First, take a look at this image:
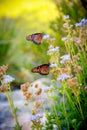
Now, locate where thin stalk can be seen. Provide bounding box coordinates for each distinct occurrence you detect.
[5,88,21,129]
[63,85,69,130]
[76,96,84,120]
[52,102,62,130]
[65,90,79,115]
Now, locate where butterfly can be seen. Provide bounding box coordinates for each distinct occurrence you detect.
[31,64,50,75]
[26,33,44,45]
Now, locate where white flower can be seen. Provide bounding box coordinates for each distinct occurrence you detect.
[49,63,57,68]
[57,74,71,81]
[48,45,54,50]
[47,46,59,54]
[53,124,58,130]
[61,54,70,60]
[64,15,70,19]
[43,34,50,39]
[3,75,15,84]
[60,54,71,64]
[61,37,67,41]
[70,24,73,28]
[41,113,47,125]
[43,86,52,92]
[60,60,65,64]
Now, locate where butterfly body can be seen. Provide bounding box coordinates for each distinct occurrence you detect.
[32,64,50,75]
[26,33,44,45]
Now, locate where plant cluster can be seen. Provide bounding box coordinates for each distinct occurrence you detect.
[0,65,22,130]
[45,16,87,130]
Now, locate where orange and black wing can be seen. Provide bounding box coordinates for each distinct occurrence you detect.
[26,35,33,41]
[32,66,40,73]
[39,64,49,75]
[32,64,50,75]
[32,33,43,45]
[26,33,43,45]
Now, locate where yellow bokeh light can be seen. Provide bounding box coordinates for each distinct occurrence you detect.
[0,0,58,22]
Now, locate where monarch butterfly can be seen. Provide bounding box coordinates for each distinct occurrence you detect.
[26,33,44,45]
[32,64,50,75]
[26,33,50,45]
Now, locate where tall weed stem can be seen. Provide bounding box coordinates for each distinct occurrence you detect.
[5,86,21,130]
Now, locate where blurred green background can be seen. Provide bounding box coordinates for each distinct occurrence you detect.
[0,0,87,84]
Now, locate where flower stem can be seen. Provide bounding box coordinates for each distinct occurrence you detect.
[63,85,69,130]
[76,96,84,120]
[5,87,21,129]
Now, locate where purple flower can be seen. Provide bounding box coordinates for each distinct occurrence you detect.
[57,74,71,81]
[75,18,87,27]
[29,115,37,121]
[75,22,82,27]
[81,18,87,23]
[61,37,67,41]
[29,113,43,121]
[3,75,15,84]
[81,18,87,27]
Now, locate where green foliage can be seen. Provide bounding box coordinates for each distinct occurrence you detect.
[0,17,17,65]
[43,113,56,130]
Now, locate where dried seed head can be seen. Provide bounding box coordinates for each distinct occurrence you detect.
[21,82,29,92]
[73,37,81,44]
[63,23,69,28]
[32,109,37,115]
[34,101,41,108]
[61,68,71,74]
[73,65,82,73]
[0,72,3,78]
[35,88,42,95]
[34,84,39,88]
[0,84,8,92]
[32,109,40,115]
[51,68,71,75]
[25,91,31,97]
[0,65,8,73]
[23,91,28,96]
[25,92,32,101]
[68,77,78,88]
[72,55,79,61]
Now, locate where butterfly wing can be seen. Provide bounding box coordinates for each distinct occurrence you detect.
[32,33,43,45]
[32,64,49,75]
[39,64,49,75]
[32,66,40,73]
[26,33,43,45]
[26,35,33,41]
